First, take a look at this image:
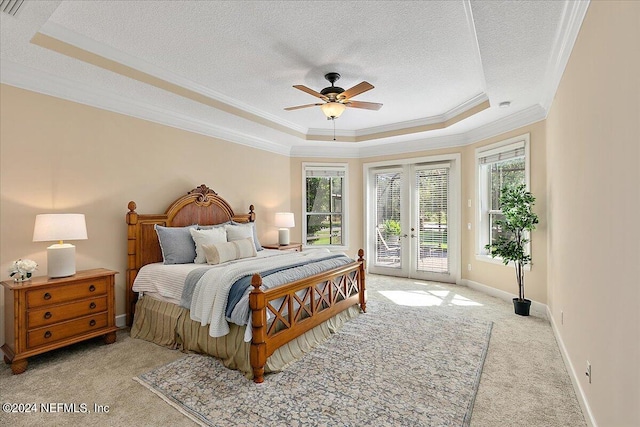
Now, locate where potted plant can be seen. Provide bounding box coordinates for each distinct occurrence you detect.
[485,184,539,316]
[383,219,402,245]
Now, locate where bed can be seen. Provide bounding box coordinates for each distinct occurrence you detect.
[126,184,366,382]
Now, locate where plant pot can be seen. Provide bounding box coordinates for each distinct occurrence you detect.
[513,298,531,316]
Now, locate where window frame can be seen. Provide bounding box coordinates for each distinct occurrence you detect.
[302,162,349,250]
[475,134,531,266]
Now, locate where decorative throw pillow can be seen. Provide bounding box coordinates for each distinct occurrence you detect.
[229,221,263,251]
[154,224,197,265]
[189,227,227,264]
[203,237,257,265]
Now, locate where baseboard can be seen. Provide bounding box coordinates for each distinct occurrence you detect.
[115,314,127,328]
[458,278,547,319]
[547,306,597,427]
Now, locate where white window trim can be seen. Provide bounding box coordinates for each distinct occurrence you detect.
[302,162,349,250]
[475,133,531,268]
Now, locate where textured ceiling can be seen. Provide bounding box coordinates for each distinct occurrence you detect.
[0,1,589,157]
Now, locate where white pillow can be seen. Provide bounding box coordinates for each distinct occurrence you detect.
[189,227,227,263]
[225,223,254,245]
[203,238,257,265]
[230,221,263,251]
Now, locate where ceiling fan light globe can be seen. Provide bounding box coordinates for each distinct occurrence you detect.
[321,102,346,119]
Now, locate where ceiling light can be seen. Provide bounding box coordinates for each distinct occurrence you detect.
[321,102,346,120]
[499,101,511,108]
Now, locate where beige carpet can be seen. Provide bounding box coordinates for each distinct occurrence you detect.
[0,274,586,426]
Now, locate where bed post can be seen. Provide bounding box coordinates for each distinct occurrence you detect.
[358,249,367,313]
[126,201,139,326]
[249,273,267,383]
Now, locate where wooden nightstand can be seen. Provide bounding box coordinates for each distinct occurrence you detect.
[262,243,303,252]
[1,268,118,374]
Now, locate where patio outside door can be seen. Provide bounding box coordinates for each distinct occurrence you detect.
[368,162,456,282]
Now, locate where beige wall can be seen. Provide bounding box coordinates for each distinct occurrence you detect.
[545,2,640,426]
[294,124,547,303]
[0,85,292,343]
[461,121,548,304]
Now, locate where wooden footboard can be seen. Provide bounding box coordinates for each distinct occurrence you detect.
[249,249,366,383]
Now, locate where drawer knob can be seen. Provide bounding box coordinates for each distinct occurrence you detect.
[44,312,52,320]
[44,331,52,339]
[43,292,52,300]
[89,285,96,292]
[89,319,96,327]
[89,302,97,309]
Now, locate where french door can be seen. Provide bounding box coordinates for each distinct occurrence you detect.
[367,160,458,282]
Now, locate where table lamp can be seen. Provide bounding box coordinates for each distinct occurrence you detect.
[33,214,88,278]
[274,212,295,246]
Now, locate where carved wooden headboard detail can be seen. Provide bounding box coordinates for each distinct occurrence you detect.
[125,184,255,325]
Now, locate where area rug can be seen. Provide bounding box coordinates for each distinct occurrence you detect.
[135,300,492,426]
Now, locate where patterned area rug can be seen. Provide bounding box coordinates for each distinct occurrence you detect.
[135,300,492,426]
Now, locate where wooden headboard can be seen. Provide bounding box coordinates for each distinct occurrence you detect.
[125,184,255,325]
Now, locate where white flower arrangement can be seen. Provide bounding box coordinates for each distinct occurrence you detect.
[9,258,38,281]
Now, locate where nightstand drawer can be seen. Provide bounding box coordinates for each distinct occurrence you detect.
[28,296,108,328]
[26,278,107,308]
[27,313,108,349]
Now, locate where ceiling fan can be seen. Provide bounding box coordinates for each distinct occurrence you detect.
[285,72,382,120]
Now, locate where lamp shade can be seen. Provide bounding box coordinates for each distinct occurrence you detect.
[33,214,87,278]
[274,212,295,228]
[274,212,294,246]
[33,214,88,242]
[320,102,346,119]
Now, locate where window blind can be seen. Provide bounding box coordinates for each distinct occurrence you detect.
[478,142,525,164]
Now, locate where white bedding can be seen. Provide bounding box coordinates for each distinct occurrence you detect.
[132,248,352,342]
[132,249,286,304]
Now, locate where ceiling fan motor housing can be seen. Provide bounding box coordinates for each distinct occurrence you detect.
[321,72,345,99]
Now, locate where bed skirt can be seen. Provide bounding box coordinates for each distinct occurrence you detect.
[130,295,360,379]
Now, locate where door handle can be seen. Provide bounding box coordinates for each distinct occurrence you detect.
[400,234,408,238]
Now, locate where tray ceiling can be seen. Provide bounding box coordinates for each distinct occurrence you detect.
[0,1,589,157]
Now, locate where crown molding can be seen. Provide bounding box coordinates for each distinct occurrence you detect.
[306,94,490,142]
[37,21,308,135]
[36,21,495,143]
[0,60,292,156]
[291,103,546,158]
[2,58,547,160]
[463,104,547,145]
[539,0,590,112]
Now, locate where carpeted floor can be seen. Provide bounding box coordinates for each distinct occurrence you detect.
[0,274,586,426]
[135,300,492,426]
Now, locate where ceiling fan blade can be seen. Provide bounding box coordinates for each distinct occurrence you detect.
[339,81,374,100]
[346,100,383,111]
[293,85,328,100]
[284,103,324,111]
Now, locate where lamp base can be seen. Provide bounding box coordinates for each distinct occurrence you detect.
[278,228,290,246]
[47,243,76,278]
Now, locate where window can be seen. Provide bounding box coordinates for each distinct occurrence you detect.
[303,163,348,247]
[476,134,530,260]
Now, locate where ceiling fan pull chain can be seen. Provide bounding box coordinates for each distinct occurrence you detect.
[333,119,336,141]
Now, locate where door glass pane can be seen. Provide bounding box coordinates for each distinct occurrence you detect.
[374,171,402,268]
[416,167,449,274]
